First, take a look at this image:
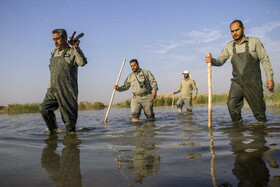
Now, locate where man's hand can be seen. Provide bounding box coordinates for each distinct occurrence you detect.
[70,40,80,49]
[266,80,274,92]
[173,92,176,95]
[114,85,119,90]
[193,96,196,100]
[205,53,212,63]
[152,92,157,99]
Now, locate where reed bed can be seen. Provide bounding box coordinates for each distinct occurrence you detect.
[3,103,40,114]
[264,83,280,106]
[1,83,278,113]
[78,101,105,110]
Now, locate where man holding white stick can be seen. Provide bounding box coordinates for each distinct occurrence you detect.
[205,20,274,125]
[173,70,198,113]
[114,59,158,122]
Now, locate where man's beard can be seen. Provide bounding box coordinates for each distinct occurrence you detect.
[234,32,244,41]
[55,43,65,49]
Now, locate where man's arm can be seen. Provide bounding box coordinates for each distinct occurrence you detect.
[73,46,87,66]
[192,80,198,97]
[255,38,274,81]
[116,77,131,92]
[211,46,230,66]
[146,71,158,93]
[173,81,182,94]
[145,70,158,99]
[254,38,274,91]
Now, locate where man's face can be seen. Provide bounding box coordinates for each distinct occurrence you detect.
[130,61,139,72]
[230,22,244,41]
[53,33,67,49]
[184,73,189,79]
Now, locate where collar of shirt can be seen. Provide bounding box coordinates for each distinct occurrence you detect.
[134,68,142,74]
[233,36,248,45]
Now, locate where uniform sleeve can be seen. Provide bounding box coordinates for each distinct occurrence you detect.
[174,80,182,94]
[147,71,158,93]
[192,80,198,96]
[255,38,274,80]
[47,81,51,89]
[118,76,131,92]
[212,45,230,66]
[73,46,87,66]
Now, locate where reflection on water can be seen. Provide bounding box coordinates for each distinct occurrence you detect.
[41,133,82,187]
[228,125,269,186]
[209,129,217,187]
[0,105,279,186]
[111,122,160,184]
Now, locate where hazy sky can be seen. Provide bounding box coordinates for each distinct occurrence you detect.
[0,0,279,106]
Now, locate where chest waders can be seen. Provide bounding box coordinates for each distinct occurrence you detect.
[40,49,78,132]
[227,40,266,124]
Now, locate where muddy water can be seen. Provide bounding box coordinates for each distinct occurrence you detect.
[0,104,279,186]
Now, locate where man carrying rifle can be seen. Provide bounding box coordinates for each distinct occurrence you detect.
[40,29,87,133]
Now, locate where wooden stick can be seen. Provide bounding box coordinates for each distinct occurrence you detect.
[171,94,175,112]
[208,53,212,128]
[104,58,126,123]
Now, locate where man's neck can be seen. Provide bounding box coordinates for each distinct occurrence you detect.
[133,68,141,74]
[57,44,69,51]
[235,35,245,44]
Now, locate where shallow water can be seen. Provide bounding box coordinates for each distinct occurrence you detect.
[0,104,279,187]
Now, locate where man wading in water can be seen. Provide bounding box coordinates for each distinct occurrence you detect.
[205,20,274,125]
[114,59,158,122]
[40,29,87,133]
[173,70,198,113]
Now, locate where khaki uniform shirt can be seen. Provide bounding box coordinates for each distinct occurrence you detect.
[48,46,87,88]
[174,78,198,98]
[118,69,158,95]
[212,36,274,80]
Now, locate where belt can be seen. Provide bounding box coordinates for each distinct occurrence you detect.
[133,92,151,97]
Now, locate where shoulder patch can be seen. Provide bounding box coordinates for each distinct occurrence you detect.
[64,54,70,57]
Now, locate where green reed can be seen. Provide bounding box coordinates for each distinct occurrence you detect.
[78,101,105,110]
[1,84,278,113]
[3,103,40,114]
[115,93,229,108]
[264,83,280,106]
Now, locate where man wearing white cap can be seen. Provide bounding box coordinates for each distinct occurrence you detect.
[173,70,198,112]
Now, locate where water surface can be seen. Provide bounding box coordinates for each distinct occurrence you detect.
[0,104,279,186]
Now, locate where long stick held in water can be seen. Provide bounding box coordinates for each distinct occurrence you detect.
[104,58,126,123]
[208,53,212,128]
[171,94,175,112]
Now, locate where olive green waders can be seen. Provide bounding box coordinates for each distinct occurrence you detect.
[227,40,266,124]
[40,50,78,132]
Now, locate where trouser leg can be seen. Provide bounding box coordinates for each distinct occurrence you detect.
[40,89,59,132]
[141,95,155,120]
[227,82,244,124]
[176,97,184,109]
[183,98,192,112]
[131,97,142,119]
[244,81,266,122]
[56,91,78,132]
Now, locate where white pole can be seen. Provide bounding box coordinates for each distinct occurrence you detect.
[104,58,126,123]
[208,53,212,128]
[171,94,175,112]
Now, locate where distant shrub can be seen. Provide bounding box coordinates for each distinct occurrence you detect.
[264,83,280,106]
[116,99,131,108]
[4,103,40,114]
[78,101,105,110]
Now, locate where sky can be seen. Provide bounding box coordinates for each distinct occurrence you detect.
[0,0,279,106]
